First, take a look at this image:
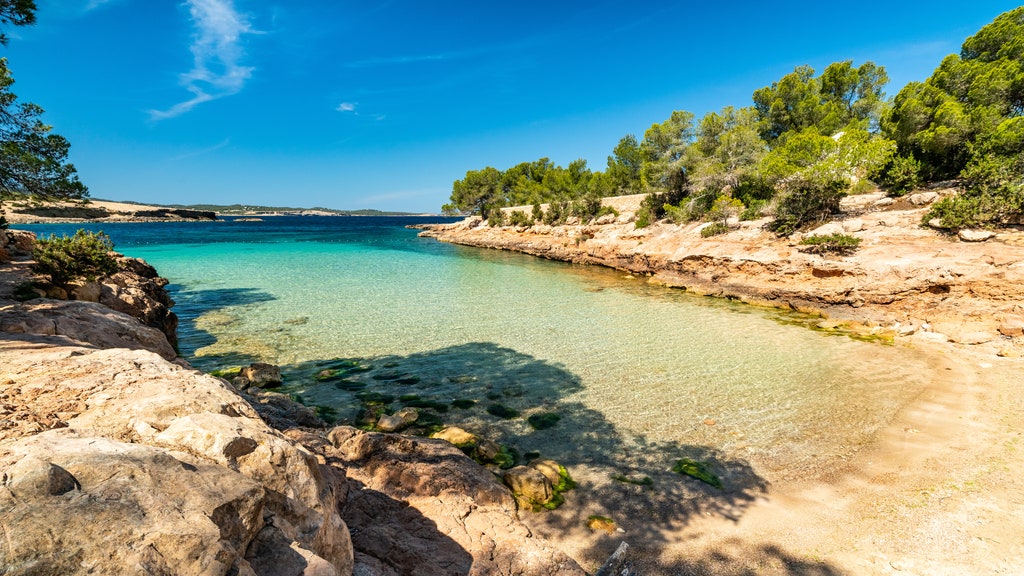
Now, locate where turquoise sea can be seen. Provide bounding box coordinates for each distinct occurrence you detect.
[22,216,939,485]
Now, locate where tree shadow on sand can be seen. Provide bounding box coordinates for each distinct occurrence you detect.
[276,342,846,575]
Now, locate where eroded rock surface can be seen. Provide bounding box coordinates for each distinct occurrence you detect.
[320,427,587,576]
[0,304,353,575]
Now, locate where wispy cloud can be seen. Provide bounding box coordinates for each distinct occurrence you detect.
[337,102,357,112]
[150,0,257,121]
[343,53,448,69]
[85,0,117,10]
[169,138,231,161]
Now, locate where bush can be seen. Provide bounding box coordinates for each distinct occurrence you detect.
[878,154,922,196]
[768,178,847,236]
[635,188,688,228]
[924,154,1024,229]
[507,210,532,227]
[798,233,862,255]
[543,201,569,225]
[707,194,744,222]
[32,229,118,288]
[487,209,507,227]
[739,199,766,220]
[700,221,730,238]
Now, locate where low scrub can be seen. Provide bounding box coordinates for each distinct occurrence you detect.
[798,233,862,255]
[32,229,118,288]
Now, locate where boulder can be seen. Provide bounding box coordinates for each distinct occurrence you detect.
[998,315,1024,337]
[376,407,418,432]
[0,299,176,360]
[842,219,865,233]
[874,197,895,207]
[99,256,179,347]
[958,229,995,242]
[529,459,565,487]
[0,334,355,576]
[0,431,269,576]
[431,426,478,447]
[70,280,102,302]
[239,362,283,387]
[953,331,995,345]
[908,192,940,205]
[503,465,553,509]
[327,427,585,575]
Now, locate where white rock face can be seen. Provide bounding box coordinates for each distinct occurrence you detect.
[958,229,995,242]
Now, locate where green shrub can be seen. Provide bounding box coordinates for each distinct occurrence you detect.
[635,188,688,228]
[798,233,862,255]
[507,210,532,227]
[487,209,507,227]
[700,221,729,238]
[532,203,543,222]
[707,194,744,222]
[924,154,1024,229]
[543,201,568,225]
[739,199,766,220]
[13,281,40,301]
[878,154,922,196]
[768,178,847,236]
[31,230,118,288]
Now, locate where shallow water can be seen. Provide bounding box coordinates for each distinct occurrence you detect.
[23,217,937,480]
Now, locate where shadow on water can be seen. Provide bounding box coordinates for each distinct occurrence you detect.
[167,284,275,363]
[270,342,845,575]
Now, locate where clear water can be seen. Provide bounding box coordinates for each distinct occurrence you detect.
[22,217,938,483]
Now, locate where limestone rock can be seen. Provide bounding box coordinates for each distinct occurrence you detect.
[528,459,564,487]
[327,427,585,575]
[99,256,179,347]
[809,222,844,236]
[908,192,939,205]
[842,219,865,233]
[0,299,176,360]
[0,431,268,576]
[376,407,418,432]
[0,336,354,575]
[874,197,895,207]
[998,315,1024,337]
[431,426,477,447]
[953,331,995,345]
[70,280,102,302]
[239,362,283,388]
[4,455,80,498]
[503,465,553,509]
[958,229,995,242]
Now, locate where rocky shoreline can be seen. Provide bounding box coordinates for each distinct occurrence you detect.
[417,191,1024,357]
[0,230,585,575]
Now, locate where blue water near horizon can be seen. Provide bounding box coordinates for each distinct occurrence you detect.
[18,216,939,478]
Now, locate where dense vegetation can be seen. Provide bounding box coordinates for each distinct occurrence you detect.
[31,229,117,288]
[0,1,86,211]
[446,8,1024,233]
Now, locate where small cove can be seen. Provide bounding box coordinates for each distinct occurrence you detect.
[24,217,938,485]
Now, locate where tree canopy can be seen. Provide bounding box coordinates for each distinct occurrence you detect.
[885,7,1024,226]
[0,0,86,205]
[445,7,1022,232]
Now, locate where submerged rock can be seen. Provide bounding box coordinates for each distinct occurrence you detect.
[239,362,283,388]
[376,407,418,432]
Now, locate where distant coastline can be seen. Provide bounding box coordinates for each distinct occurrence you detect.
[1,197,438,224]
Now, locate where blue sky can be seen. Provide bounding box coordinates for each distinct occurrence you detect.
[4,1,1021,212]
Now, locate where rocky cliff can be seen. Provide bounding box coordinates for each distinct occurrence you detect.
[419,191,1024,356]
[0,232,584,575]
